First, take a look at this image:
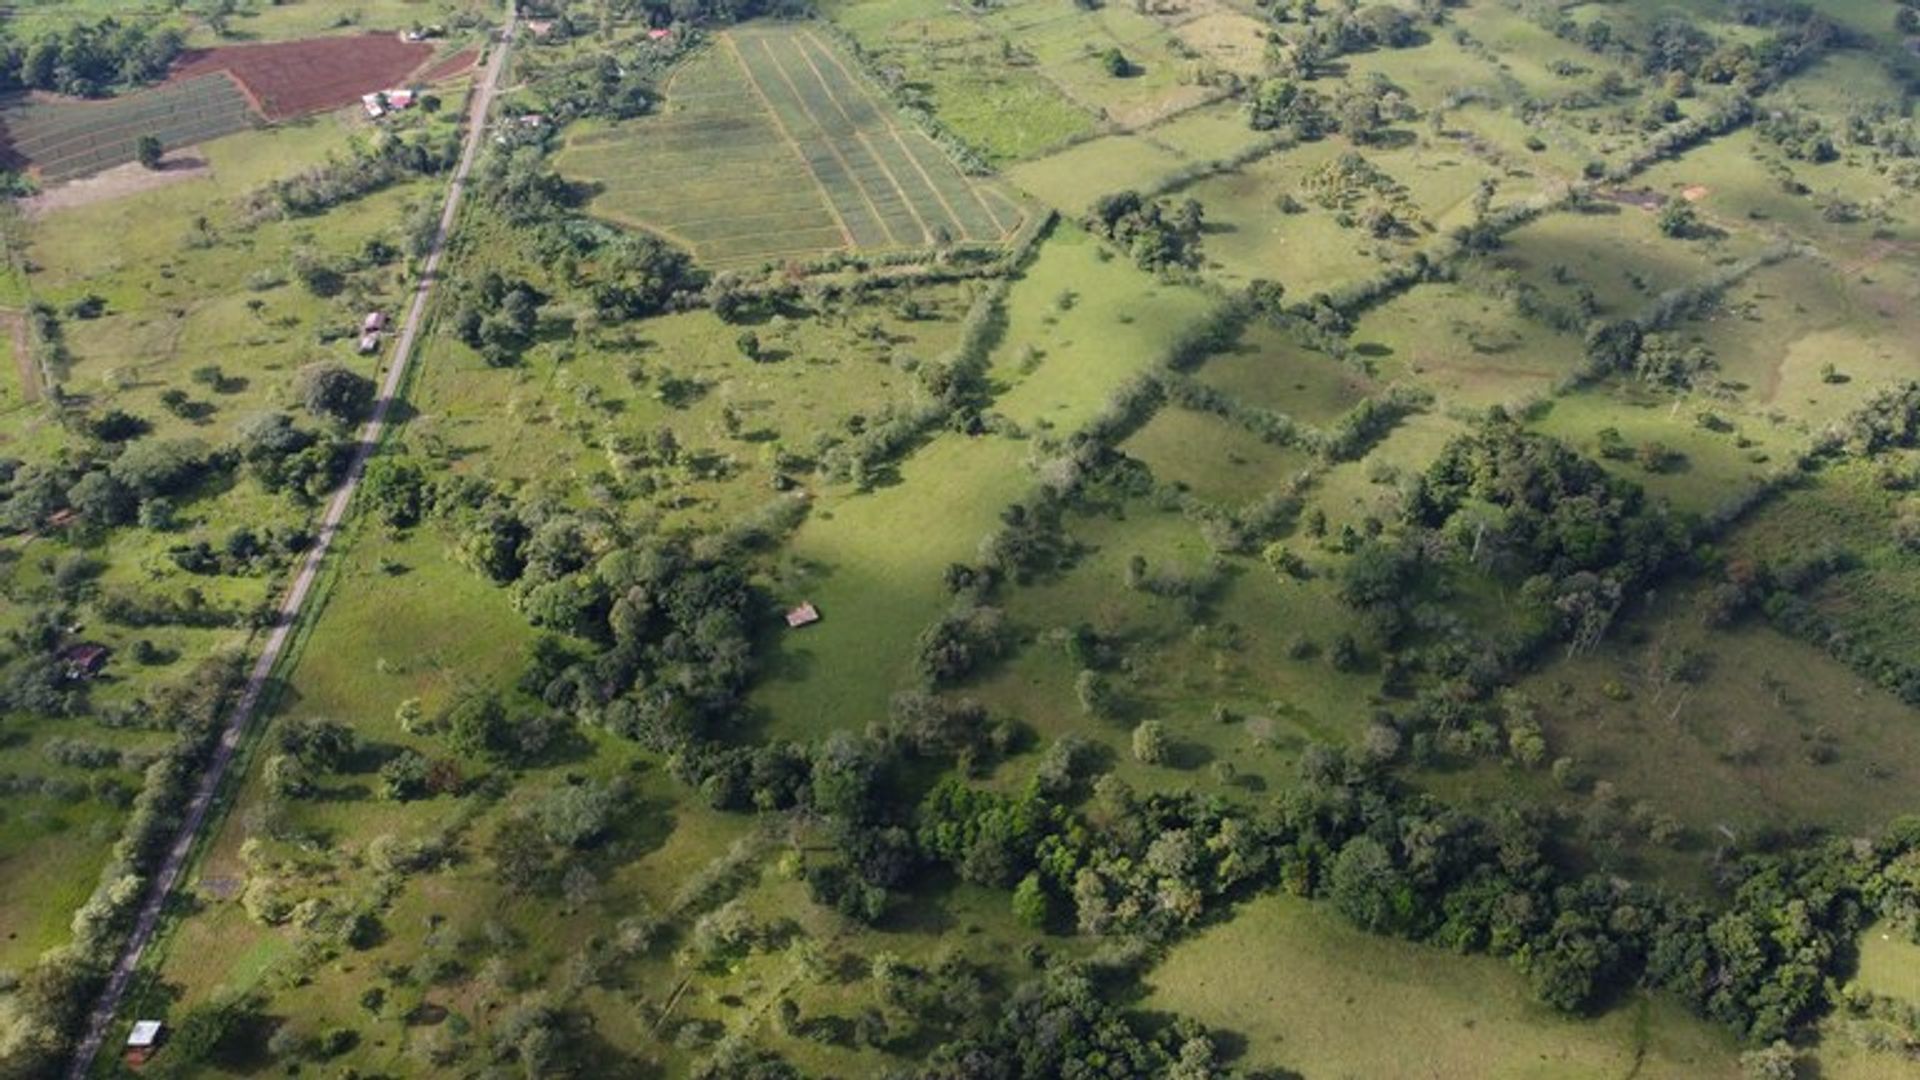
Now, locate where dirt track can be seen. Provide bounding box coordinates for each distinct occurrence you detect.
[17,154,210,218]
[62,14,517,1078]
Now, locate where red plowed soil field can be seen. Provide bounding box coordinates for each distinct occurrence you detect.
[418,47,480,84]
[172,34,434,121]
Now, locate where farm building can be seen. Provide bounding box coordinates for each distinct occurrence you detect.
[362,89,418,120]
[125,1020,163,1065]
[785,602,821,628]
[45,508,78,529]
[358,331,382,354]
[61,643,110,680]
[648,28,673,41]
[364,311,387,332]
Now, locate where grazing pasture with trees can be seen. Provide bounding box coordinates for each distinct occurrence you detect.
[4,0,1920,1076]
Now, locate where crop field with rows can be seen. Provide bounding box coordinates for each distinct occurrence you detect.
[555,23,1024,268]
[0,74,256,182]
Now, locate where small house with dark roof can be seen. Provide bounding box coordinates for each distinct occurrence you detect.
[60,643,110,680]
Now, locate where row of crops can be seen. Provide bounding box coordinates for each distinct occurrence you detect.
[0,73,257,182]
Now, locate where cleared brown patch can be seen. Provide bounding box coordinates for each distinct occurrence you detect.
[17,153,210,218]
[418,46,480,84]
[171,34,434,120]
[1681,184,1710,202]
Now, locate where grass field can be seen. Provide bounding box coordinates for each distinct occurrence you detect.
[1147,894,1741,1078]
[32,0,1920,1075]
[0,74,257,182]
[818,0,1098,163]
[556,26,1023,268]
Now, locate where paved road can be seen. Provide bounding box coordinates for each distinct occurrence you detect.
[64,14,516,1077]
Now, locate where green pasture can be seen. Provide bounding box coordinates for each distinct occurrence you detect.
[1181,141,1395,295]
[1138,98,1271,160]
[1425,581,1920,891]
[1499,203,1758,322]
[1123,405,1313,506]
[1527,389,1792,516]
[407,278,974,530]
[0,0,494,42]
[976,0,1217,128]
[1351,281,1584,405]
[971,486,1382,803]
[1146,893,1741,1078]
[749,432,1033,741]
[1196,319,1376,426]
[818,0,1096,163]
[1008,134,1187,214]
[1165,2,1272,78]
[1634,129,1920,266]
[185,0,498,45]
[1728,458,1920,674]
[1309,409,1467,532]
[1669,257,1920,424]
[986,223,1216,431]
[0,110,438,992]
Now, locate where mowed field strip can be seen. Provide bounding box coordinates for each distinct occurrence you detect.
[555,24,1024,268]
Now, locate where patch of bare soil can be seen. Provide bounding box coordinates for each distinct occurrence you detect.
[18,153,210,217]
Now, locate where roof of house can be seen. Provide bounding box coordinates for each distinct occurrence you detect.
[358,332,381,352]
[127,1021,163,1048]
[785,602,820,628]
[364,311,386,330]
[46,508,78,527]
[61,642,109,665]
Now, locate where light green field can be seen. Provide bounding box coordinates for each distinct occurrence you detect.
[1352,282,1584,405]
[1197,320,1376,426]
[188,0,498,45]
[1666,259,1920,425]
[972,495,1380,796]
[555,27,1021,268]
[1445,595,1920,889]
[1181,141,1394,295]
[1139,99,1272,160]
[1528,389,1795,516]
[749,433,1033,740]
[1147,893,1741,1078]
[818,0,1097,163]
[1123,404,1313,505]
[409,276,976,529]
[977,0,1219,127]
[987,223,1216,431]
[1008,133,1189,214]
[1728,458,1920,674]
